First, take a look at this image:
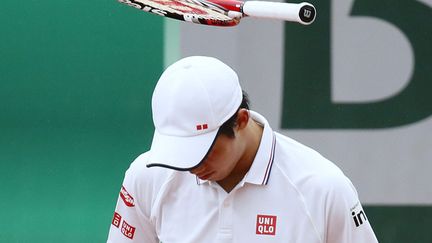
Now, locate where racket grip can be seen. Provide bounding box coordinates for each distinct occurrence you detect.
[242,1,316,25]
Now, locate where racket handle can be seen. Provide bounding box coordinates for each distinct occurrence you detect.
[242,1,316,25]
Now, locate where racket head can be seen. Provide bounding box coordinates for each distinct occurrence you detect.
[118,0,241,26]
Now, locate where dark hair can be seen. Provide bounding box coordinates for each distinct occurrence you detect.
[218,91,250,138]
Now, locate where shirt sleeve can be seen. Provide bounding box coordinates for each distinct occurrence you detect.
[107,165,159,243]
[324,175,379,243]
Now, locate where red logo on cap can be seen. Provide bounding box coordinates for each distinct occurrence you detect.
[256,215,277,235]
[120,186,135,207]
[121,220,136,239]
[196,123,208,130]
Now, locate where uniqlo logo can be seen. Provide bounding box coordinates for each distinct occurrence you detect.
[196,123,208,130]
[112,212,122,228]
[121,220,136,239]
[256,214,277,235]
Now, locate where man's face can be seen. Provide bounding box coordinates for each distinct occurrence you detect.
[190,133,244,182]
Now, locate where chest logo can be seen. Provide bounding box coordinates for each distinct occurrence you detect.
[256,214,277,235]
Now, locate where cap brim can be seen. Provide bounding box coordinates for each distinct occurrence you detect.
[146,128,219,171]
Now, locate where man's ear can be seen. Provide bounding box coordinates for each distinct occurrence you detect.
[236,108,250,130]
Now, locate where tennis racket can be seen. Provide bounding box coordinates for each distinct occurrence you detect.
[118,0,316,26]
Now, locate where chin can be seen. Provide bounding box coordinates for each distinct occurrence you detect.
[213,174,229,182]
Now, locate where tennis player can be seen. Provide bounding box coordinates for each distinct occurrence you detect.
[107,56,378,242]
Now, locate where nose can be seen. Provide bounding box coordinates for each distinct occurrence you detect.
[190,167,199,174]
[190,161,207,175]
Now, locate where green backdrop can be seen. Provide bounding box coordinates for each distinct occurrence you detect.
[0,0,163,241]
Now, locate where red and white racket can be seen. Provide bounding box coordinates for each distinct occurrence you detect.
[118,0,316,26]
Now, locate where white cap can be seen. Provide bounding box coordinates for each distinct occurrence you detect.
[147,56,243,170]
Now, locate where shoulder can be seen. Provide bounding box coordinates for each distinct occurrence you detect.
[123,152,175,205]
[273,133,346,181]
[313,172,358,201]
[273,133,357,199]
[297,168,358,206]
[126,152,173,180]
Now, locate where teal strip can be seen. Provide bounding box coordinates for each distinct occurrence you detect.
[163,20,181,68]
[364,205,432,243]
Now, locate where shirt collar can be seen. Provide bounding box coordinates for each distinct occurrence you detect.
[196,111,276,186]
[243,111,276,185]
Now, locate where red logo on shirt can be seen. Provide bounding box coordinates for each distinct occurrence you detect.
[256,214,277,235]
[120,185,135,207]
[112,212,122,228]
[121,220,136,239]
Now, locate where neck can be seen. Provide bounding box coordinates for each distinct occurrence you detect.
[217,120,263,192]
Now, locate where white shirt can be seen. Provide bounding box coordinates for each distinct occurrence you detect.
[107,111,378,243]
